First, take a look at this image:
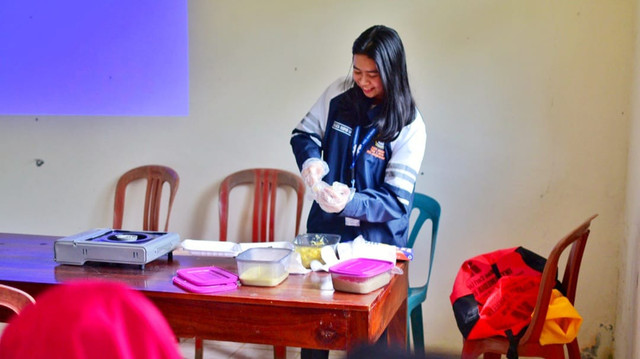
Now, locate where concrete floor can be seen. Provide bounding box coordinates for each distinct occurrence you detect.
[178,338,347,359]
[177,338,460,359]
[1,322,458,358]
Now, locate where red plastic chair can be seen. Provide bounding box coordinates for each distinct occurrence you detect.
[113,165,180,232]
[218,168,305,242]
[461,214,597,359]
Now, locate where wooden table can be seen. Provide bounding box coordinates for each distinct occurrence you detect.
[0,233,408,357]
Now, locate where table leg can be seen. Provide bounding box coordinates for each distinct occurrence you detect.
[273,345,287,359]
[195,337,203,359]
[384,299,408,346]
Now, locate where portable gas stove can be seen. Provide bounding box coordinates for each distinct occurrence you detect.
[54,228,180,269]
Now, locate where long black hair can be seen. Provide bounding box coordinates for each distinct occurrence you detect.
[347,25,416,142]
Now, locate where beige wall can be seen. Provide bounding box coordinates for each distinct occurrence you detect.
[0,1,634,356]
[620,1,640,358]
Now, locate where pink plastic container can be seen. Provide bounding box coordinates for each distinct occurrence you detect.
[173,266,238,294]
[172,276,237,294]
[329,258,394,294]
[176,266,238,286]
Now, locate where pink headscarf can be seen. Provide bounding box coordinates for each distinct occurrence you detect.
[0,280,182,359]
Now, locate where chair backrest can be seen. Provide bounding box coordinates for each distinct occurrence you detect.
[407,193,441,286]
[520,214,597,344]
[218,168,305,242]
[113,165,180,232]
[0,284,35,316]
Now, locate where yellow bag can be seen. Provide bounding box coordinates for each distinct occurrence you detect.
[539,289,583,345]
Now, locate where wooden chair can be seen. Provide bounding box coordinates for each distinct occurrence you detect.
[461,214,597,359]
[0,284,35,317]
[405,193,441,355]
[113,165,179,232]
[218,168,305,242]
[193,168,305,359]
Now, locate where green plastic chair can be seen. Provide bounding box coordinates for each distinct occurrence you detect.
[406,193,441,355]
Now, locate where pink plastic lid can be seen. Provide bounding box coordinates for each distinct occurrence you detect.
[329,258,394,278]
[172,276,237,294]
[176,266,238,286]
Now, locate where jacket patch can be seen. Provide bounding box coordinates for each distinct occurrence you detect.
[367,142,386,160]
[332,121,352,136]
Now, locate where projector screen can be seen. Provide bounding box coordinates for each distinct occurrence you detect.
[0,0,189,116]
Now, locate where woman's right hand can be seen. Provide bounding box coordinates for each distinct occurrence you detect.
[301,158,329,189]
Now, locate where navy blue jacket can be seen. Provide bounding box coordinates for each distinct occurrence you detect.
[291,78,426,247]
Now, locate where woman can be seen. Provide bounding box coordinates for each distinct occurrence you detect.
[291,25,426,249]
[291,25,426,359]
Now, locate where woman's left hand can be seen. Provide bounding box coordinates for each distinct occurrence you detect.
[317,181,354,213]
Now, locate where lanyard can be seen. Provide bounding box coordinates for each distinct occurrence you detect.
[350,126,377,188]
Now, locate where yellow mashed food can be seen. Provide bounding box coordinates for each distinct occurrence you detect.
[239,266,288,287]
[295,246,323,269]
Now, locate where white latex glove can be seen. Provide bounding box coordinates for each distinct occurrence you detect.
[317,181,354,213]
[301,158,329,199]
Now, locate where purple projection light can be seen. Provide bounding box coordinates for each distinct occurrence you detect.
[0,0,189,116]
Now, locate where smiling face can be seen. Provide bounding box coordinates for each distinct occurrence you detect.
[352,54,384,103]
